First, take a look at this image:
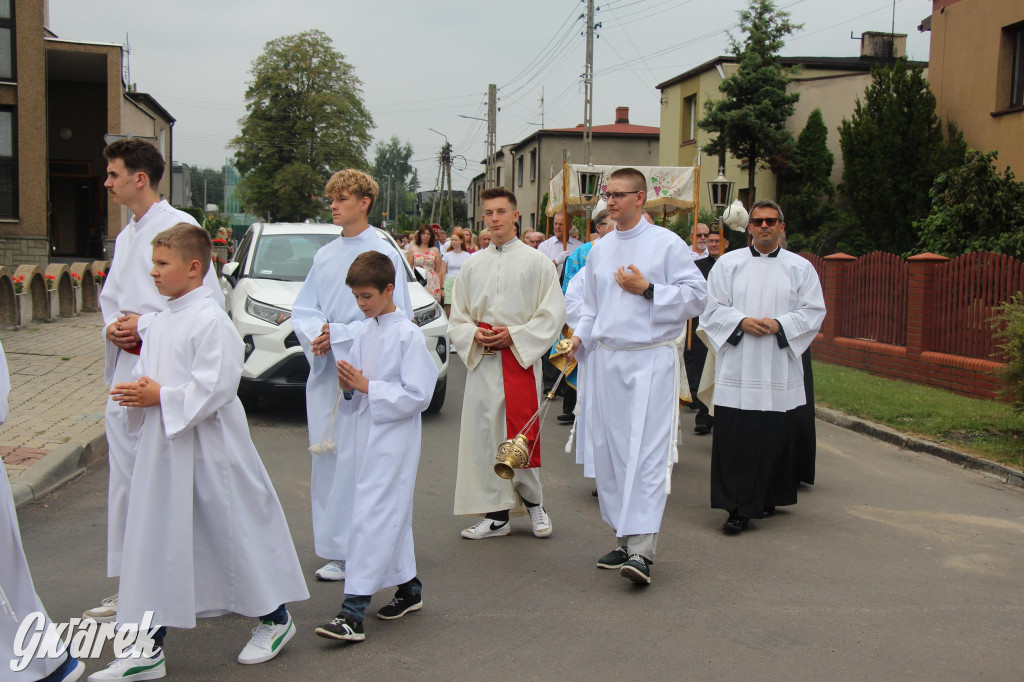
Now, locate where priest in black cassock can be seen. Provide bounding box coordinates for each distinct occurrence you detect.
[700,200,825,534]
[682,227,724,435]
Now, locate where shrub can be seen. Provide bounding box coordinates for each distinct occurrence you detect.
[994,292,1024,414]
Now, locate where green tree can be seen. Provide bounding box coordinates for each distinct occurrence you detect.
[778,108,836,251]
[838,60,966,254]
[230,30,374,222]
[699,0,801,205]
[188,167,226,211]
[915,150,1024,258]
[370,137,415,226]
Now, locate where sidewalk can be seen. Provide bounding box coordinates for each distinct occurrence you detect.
[0,312,109,505]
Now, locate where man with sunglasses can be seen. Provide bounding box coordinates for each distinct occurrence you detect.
[570,168,707,585]
[700,200,825,534]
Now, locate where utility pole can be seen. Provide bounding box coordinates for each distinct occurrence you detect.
[486,84,497,188]
[583,0,596,165]
[445,144,455,229]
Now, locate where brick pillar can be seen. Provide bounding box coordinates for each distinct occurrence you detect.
[822,253,855,340]
[906,252,948,357]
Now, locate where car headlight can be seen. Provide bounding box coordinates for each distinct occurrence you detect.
[413,301,442,327]
[245,297,291,325]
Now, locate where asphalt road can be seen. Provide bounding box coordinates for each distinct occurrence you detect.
[15,360,1024,681]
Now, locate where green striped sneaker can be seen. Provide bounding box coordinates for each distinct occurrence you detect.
[237,613,295,664]
[86,647,165,680]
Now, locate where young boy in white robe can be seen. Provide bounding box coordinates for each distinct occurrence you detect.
[314,251,438,643]
[1,341,86,681]
[291,169,412,583]
[94,224,309,680]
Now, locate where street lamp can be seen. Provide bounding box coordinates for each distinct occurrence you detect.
[574,166,604,247]
[706,166,735,218]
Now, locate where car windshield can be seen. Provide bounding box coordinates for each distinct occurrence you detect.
[250,233,337,281]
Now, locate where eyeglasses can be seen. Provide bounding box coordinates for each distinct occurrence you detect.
[696,232,709,238]
[750,217,780,227]
[599,191,641,201]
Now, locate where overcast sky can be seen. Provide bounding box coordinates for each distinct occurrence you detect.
[49,0,932,192]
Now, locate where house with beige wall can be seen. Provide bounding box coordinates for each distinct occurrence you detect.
[467,107,659,233]
[657,34,924,208]
[0,0,177,268]
[922,0,1024,176]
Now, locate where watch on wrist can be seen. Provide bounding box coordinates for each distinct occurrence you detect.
[642,283,655,300]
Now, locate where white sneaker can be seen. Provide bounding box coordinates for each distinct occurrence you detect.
[461,518,510,539]
[87,647,165,681]
[315,560,346,581]
[238,614,295,664]
[83,594,118,622]
[528,505,553,537]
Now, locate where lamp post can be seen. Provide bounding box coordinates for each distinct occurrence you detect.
[574,166,604,248]
[706,166,735,255]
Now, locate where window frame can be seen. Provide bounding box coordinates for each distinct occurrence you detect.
[0,105,18,219]
[0,0,15,83]
[1010,23,1024,108]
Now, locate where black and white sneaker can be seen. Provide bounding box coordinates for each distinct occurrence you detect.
[596,546,629,569]
[619,554,652,585]
[461,518,510,539]
[376,592,423,620]
[314,615,365,642]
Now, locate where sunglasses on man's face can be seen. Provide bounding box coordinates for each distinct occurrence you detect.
[750,217,780,227]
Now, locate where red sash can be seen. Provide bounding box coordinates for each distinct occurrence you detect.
[122,342,141,356]
[479,323,541,467]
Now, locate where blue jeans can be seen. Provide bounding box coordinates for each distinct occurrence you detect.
[341,577,421,622]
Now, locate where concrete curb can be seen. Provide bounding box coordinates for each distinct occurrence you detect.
[11,431,108,508]
[815,406,1024,488]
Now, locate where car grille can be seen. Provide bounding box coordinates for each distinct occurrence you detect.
[284,332,300,348]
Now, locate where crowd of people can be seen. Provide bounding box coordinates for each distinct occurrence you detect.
[0,142,825,681]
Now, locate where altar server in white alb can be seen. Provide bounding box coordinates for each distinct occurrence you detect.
[291,170,412,582]
[314,251,438,644]
[0,342,87,681]
[449,187,566,539]
[571,167,707,585]
[88,139,223,625]
[95,225,309,679]
[700,200,825,534]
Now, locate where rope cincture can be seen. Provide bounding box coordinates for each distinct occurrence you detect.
[0,580,18,623]
[308,388,343,455]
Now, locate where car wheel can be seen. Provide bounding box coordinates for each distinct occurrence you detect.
[425,375,446,414]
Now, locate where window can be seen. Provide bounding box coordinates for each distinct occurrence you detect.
[517,156,524,186]
[681,93,697,143]
[0,107,17,218]
[1011,23,1024,108]
[0,0,13,81]
[530,212,535,229]
[496,166,501,186]
[530,149,537,182]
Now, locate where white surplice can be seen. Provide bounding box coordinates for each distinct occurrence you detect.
[117,288,308,629]
[290,227,412,560]
[0,342,67,680]
[448,239,566,516]
[337,312,438,596]
[700,248,825,412]
[564,268,595,478]
[99,200,224,577]
[575,219,707,536]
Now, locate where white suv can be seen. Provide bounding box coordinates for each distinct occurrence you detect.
[221,223,449,412]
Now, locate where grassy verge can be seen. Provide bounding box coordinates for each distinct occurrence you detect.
[812,361,1024,470]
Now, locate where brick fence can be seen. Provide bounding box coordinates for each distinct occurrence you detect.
[805,251,1023,401]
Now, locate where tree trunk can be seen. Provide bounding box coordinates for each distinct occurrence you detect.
[747,157,757,207]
